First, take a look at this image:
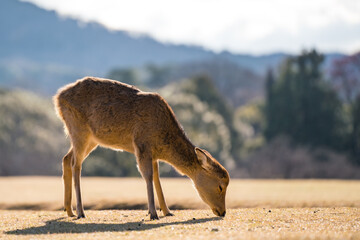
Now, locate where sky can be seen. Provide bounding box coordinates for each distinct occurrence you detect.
[23,0,360,55]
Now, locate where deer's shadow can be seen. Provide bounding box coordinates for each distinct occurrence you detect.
[6,215,222,235]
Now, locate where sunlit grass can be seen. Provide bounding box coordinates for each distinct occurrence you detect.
[1,177,360,210]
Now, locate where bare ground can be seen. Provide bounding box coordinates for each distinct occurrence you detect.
[0,177,360,239]
[1,208,360,240]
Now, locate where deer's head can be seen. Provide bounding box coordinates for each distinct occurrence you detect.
[192,147,230,217]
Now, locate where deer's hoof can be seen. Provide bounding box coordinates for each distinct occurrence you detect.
[66,210,75,217]
[76,213,85,219]
[150,213,159,220]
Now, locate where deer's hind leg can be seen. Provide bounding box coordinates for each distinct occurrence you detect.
[60,107,97,218]
[70,137,97,219]
[63,148,75,217]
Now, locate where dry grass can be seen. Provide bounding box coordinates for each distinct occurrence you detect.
[1,177,360,239]
[1,177,360,210]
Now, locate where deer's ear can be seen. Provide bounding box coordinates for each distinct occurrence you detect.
[195,147,212,170]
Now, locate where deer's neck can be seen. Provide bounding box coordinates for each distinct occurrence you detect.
[159,133,199,179]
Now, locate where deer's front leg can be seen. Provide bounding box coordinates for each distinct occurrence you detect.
[153,161,173,216]
[73,162,85,219]
[135,144,158,220]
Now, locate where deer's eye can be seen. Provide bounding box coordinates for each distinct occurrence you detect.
[219,185,223,192]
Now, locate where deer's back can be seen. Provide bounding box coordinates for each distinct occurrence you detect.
[54,77,182,152]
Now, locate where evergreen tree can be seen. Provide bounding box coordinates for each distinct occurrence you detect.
[145,64,172,87]
[264,68,275,139]
[331,52,360,164]
[181,75,242,163]
[351,95,360,164]
[264,50,346,150]
[182,75,233,123]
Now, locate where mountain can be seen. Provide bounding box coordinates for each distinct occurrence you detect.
[218,51,289,74]
[0,0,291,74]
[0,0,346,96]
[0,0,216,73]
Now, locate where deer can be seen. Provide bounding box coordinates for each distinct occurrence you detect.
[53,76,230,220]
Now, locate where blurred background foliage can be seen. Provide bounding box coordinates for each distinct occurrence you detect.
[1,50,360,178]
[1,0,360,178]
[0,89,67,175]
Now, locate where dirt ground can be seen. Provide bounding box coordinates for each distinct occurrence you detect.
[0,177,360,239]
[1,208,360,240]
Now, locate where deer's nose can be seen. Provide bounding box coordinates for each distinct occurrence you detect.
[213,208,226,217]
[219,210,226,217]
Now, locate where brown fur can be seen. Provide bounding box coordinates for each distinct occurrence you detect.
[54,76,230,220]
